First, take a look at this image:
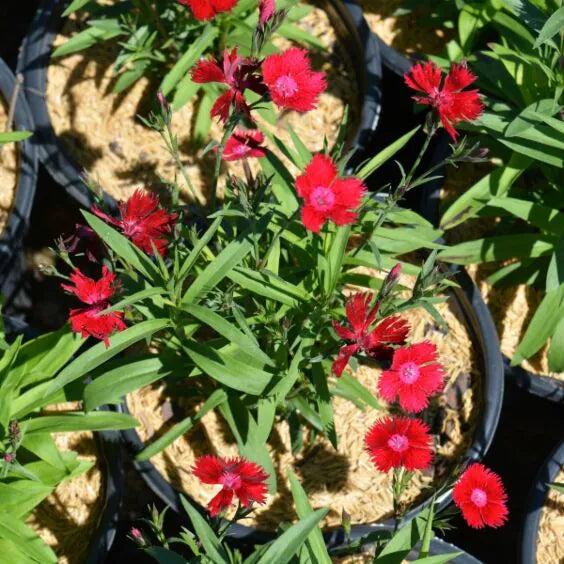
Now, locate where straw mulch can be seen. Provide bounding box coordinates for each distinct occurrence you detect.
[0,95,18,233]
[26,403,104,564]
[537,467,564,563]
[46,7,356,204]
[128,274,480,530]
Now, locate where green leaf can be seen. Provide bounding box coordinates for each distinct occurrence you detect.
[505,99,562,137]
[0,481,53,518]
[257,509,329,564]
[177,216,221,282]
[181,496,229,563]
[62,0,91,15]
[0,516,57,563]
[172,76,200,111]
[0,131,32,144]
[325,225,351,296]
[534,7,564,48]
[357,127,420,180]
[375,516,425,563]
[25,412,139,434]
[287,124,312,169]
[311,364,336,448]
[194,90,213,144]
[276,22,325,49]
[546,236,564,292]
[412,555,463,563]
[548,316,564,372]
[548,482,564,494]
[331,370,380,410]
[112,60,148,94]
[261,153,299,214]
[52,21,122,57]
[145,547,189,564]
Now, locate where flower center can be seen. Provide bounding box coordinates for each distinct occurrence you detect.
[220,471,242,490]
[233,143,250,155]
[470,487,488,508]
[387,433,409,453]
[399,361,420,384]
[274,75,298,98]
[310,186,336,212]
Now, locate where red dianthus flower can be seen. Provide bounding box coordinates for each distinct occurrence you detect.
[365,416,433,473]
[404,61,483,141]
[192,455,269,516]
[93,189,177,256]
[61,266,126,347]
[262,48,326,112]
[178,0,238,21]
[453,463,508,529]
[295,154,365,233]
[219,130,267,161]
[259,0,275,26]
[332,292,409,377]
[377,342,445,413]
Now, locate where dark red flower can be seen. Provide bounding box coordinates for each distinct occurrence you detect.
[192,455,269,516]
[61,266,126,347]
[58,224,104,262]
[262,48,326,112]
[377,342,445,413]
[93,190,177,256]
[332,293,409,377]
[178,0,239,21]
[295,154,365,233]
[218,130,267,161]
[404,61,483,141]
[259,0,275,25]
[365,416,433,473]
[192,48,265,122]
[453,463,508,529]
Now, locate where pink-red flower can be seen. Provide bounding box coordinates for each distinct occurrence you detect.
[259,0,275,26]
[192,48,265,122]
[404,61,483,141]
[61,266,126,347]
[365,416,433,473]
[295,154,365,233]
[218,130,267,161]
[262,48,326,112]
[192,455,269,516]
[178,0,239,21]
[453,463,508,529]
[93,190,177,256]
[377,342,445,413]
[332,293,409,377]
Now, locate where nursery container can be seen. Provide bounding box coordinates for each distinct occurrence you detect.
[0,58,37,305]
[521,439,564,564]
[117,264,503,548]
[18,0,381,211]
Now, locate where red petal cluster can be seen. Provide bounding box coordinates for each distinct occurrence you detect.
[219,130,267,161]
[332,292,409,377]
[93,190,177,256]
[59,224,104,262]
[404,61,483,141]
[378,341,445,413]
[365,416,433,473]
[262,48,326,112]
[453,463,508,529]
[295,154,365,233]
[192,455,269,516]
[178,0,239,21]
[61,266,126,347]
[259,0,275,26]
[192,48,265,122]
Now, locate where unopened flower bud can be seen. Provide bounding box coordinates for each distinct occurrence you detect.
[3,453,14,463]
[38,263,56,276]
[130,527,145,546]
[259,0,275,26]
[341,508,351,538]
[157,90,166,107]
[9,420,20,441]
[378,263,401,302]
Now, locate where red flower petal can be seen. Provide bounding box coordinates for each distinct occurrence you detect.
[332,343,360,377]
[211,90,235,122]
[192,455,225,484]
[404,61,441,95]
[208,488,234,516]
[444,62,477,92]
[192,58,226,84]
[301,205,326,233]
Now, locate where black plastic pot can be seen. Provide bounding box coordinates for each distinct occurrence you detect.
[18,0,382,212]
[0,58,37,305]
[521,439,564,564]
[117,264,503,549]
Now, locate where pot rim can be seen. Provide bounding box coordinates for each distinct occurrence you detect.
[17,0,382,213]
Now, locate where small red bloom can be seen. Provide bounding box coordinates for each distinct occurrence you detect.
[365,416,433,473]
[178,0,239,21]
[262,48,326,112]
[453,463,508,529]
[295,154,365,233]
[192,48,265,122]
[259,0,275,26]
[192,455,269,516]
[377,342,445,413]
[61,266,126,347]
[332,293,409,377]
[218,130,267,161]
[58,224,104,262]
[404,61,483,141]
[93,190,177,256]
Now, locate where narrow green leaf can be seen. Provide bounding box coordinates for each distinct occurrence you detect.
[0,131,32,144]
[548,316,564,373]
[52,22,122,57]
[548,482,564,494]
[375,516,425,563]
[487,197,564,235]
[533,7,564,48]
[178,216,221,281]
[412,554,463,564]
[505,99,562,137]
[144,547,189,564]
[325,225,351,296]
[546,236,564,292]
[62,0,90,15]
[25,412,139,434]
[172,76,200,111]
[0,516,57,563]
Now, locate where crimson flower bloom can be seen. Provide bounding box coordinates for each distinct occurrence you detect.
[453,463,508,529]
[178,0,238,21]
[192,455,269,516]
[58,224,104,262]
[93,190,177,256]
[259,0,275,25]
[61,266,126,347]
[365,416,433,473]
[377,342,445,413]
[262,48,326,112]
[295,154,365,233]
[404,61,483,141]
[218,130,267,161]
[332,293,409,377]
[192,48,265,122]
